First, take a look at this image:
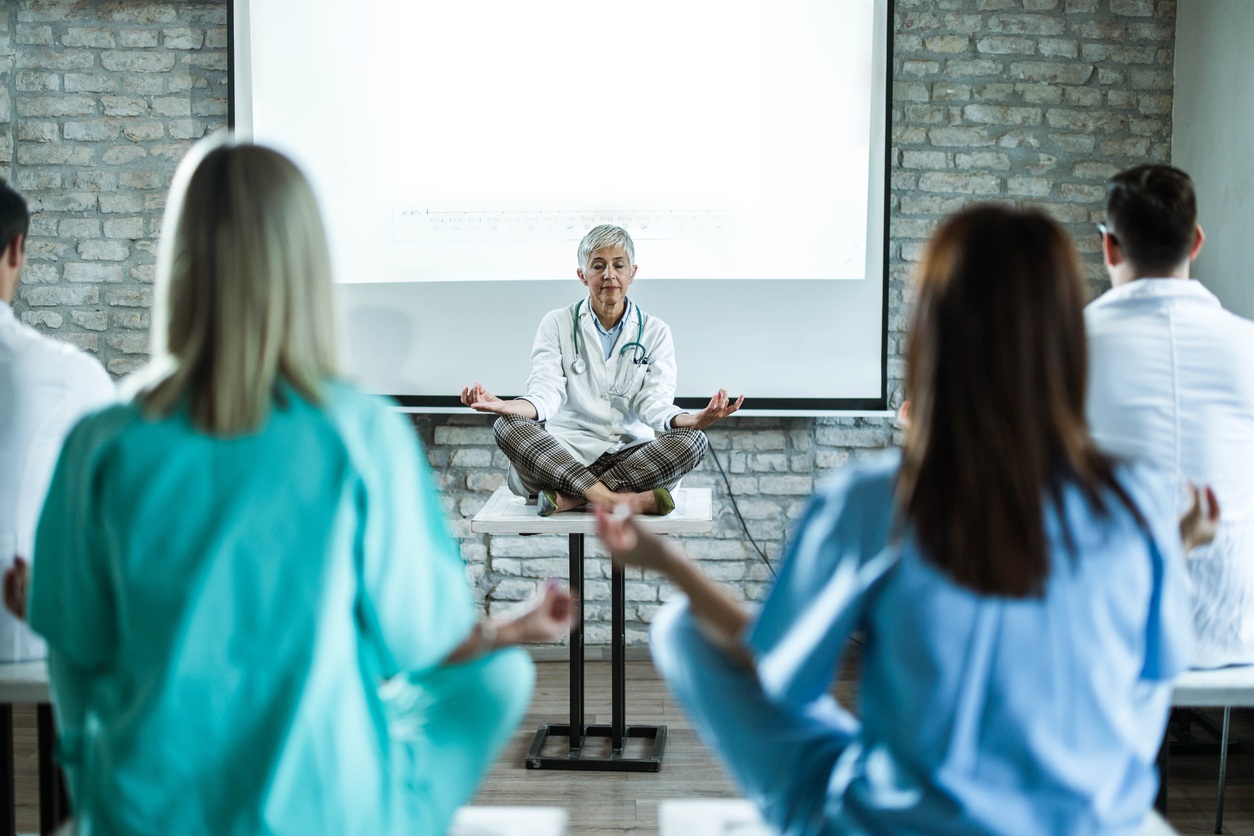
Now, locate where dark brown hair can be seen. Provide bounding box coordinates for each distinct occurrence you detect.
[1105,164,1197,277]
[898,204,1142,597]
[0,178,28,257]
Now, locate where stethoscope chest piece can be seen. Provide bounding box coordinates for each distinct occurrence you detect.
[571,357,587,375]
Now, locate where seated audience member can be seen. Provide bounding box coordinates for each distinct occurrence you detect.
[1087,164,1254,669]
[26,137,572,834]
[596,206,1214,836]
[460,224,742,517]
[0,178,113,660]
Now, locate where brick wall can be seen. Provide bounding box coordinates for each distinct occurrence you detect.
[6,0,227,373]
[6,0,1175,643]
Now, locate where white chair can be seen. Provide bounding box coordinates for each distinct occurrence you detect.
[1170,664,1254,834]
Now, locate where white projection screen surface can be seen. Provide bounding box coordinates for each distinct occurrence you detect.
[231,1,892,413]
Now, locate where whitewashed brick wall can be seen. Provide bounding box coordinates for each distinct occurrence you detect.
[5,0,1175,643]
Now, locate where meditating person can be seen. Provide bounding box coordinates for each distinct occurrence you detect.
[25,137,573,835]
[1087,164,1254,669]
[596,205,1215,836]
[461,224,742,516]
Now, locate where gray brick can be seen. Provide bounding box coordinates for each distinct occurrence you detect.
[65,120,119,142]
[963,104,1042,126]
[1008,61,1094,84]
[16,71,59,92]
[16,49,95,70]
[65,73,118,93]
[62,28,115,48]
[103,217,145,238]
[118,29,160,48]
[70,310,107,331]
[105,287,153,307]
[101,51,176,73]
[102,145,147,165]
[163,27,204,50]
[986,15,1065,36]
[23,285,98,306]
[21,310,62,328]
[16,95,94,117]
[101,96,147,116]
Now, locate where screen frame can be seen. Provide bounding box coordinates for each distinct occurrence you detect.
[228,0,896,416]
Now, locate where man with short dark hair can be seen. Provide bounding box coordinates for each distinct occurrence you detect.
[1087,164,1254,668]
[0,178,113,658]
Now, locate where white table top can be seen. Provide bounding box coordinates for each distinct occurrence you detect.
[0,660,49,703]
[1172,664,1254,707]
[470,487,713,535]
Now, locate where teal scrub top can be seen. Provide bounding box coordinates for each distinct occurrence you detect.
[749,451,1192,836]
[29,383,477,835]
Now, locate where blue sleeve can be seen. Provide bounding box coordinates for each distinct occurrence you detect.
[28,416,119,802]
[355,405,478,679]
[747,459,899,706]
[1123,464,1193,680]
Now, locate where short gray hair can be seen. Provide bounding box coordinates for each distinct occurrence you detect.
[578,224,635,268]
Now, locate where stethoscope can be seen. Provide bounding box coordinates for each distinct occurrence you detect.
[570,300,650,396]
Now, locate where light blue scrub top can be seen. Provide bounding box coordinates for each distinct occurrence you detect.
[749,451,1192,836]
[29,383,477,835]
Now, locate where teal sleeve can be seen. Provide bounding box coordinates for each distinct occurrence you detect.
[356,407,477,678]
[28,418,118,801]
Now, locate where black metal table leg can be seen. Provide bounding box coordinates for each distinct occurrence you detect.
[38,704,68,835]
[568,533,585,753]
[0,705,13,836]
[611,561,625,752]
[525,531,666,771]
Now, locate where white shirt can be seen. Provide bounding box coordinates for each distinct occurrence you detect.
[523,297,685,465]
[0,303,114,660]
[1086,278,1254,668]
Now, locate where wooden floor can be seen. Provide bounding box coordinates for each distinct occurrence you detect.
[8,660,1254,834]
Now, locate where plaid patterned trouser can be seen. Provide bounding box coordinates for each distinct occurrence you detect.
[493,415,708,498]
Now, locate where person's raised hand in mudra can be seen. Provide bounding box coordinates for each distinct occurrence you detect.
[459,382,538,419]
[670,388,745,430]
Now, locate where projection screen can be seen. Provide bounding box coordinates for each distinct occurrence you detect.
[230,1,893,414]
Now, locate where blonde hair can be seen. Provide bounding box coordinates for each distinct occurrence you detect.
[142,135,337,435]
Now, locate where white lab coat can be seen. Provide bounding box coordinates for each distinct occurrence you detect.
[1086,278,1254,668]
[0,303,114,660]
[522,297,685,466]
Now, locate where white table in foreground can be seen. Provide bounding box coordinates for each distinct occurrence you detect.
[657,799,1180,836]
[449,806,567,836]
[0,661,49,705]
[471,486,713,773]
[470,486,713,536]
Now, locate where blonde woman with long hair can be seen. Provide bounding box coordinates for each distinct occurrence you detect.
[25,136,571,834]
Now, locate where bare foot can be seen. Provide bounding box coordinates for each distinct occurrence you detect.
[554,491,589,513]
[622,490,658,516]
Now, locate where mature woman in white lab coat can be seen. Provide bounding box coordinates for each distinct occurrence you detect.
[461,224,742,516]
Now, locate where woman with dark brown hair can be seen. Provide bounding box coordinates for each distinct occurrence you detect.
[595,205,1214,836]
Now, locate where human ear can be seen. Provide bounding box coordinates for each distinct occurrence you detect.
[1189,225,1205,261]
[1102,232,1123,269]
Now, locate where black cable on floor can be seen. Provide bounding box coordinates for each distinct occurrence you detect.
[707,446,775,578]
